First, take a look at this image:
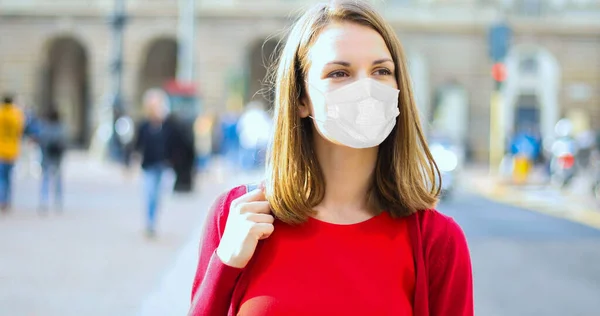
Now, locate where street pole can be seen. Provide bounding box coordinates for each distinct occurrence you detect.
[177,0,195,83]
[489,87,505,174]
[104,0,128,163]
[488,22,511,175]
[110,0,127,116]
[173,0,196,192]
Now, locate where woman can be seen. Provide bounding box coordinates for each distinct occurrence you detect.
[190,1,473,315]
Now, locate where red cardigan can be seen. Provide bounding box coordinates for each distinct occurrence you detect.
[189,185,473,316]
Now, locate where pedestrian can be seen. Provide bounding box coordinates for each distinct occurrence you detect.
[19,98,41,140]
[194,112,215,173]
[0,94,25,213]
[134,88,174,238]
[37,107,67,213]
[219,111,241,169]
[166,112,196,193]
[189,1,473,315]
[236,101,272,170]
[595,128,600,160]
[14,97,41,179]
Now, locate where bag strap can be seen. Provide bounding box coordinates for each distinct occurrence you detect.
[245,183,259,193]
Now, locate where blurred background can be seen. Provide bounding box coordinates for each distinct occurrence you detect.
[1,0,600,315]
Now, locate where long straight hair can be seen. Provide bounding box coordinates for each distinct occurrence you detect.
[266,1,441,225]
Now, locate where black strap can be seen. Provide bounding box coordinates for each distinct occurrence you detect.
[245,183,259,193]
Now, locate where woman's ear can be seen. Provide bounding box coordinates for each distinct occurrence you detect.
[298,94,310,118]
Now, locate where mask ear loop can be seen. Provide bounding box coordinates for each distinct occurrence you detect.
[304,80,328,123]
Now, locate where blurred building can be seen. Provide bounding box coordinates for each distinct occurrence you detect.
[0,0,599,161]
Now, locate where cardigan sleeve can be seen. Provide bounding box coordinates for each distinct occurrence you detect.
[188,186,246,316]
[427,214,474,316]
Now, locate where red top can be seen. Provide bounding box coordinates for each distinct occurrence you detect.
[238,211,415,316]
[189,185,473,316]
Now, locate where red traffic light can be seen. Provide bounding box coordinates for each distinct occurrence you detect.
[492,63,507,82]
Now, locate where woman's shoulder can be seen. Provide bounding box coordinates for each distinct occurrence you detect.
[418,209,463,236]
[204,185,248,230]
[416,209,470,263]
[416,210,474,315]
[210,185,247,216]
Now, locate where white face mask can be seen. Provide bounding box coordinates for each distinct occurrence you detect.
[309,78,400,149]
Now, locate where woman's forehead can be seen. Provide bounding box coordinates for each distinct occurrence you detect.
[308,22,392,68]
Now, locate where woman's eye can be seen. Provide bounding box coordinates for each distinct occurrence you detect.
[374,68,393,76]
[327,70,349,78]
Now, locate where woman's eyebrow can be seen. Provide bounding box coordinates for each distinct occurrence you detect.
[324,58,393,67]
[372,58,393,65]
[325,61,351,67]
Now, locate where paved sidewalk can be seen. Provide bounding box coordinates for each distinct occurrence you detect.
[0,152,263,316]
[462,165,600,230]
[137,168,264,316]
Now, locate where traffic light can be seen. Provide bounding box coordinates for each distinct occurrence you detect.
[488,23,511,62]
[492,62,507,90]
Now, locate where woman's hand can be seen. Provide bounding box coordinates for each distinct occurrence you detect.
[216,186,274,269]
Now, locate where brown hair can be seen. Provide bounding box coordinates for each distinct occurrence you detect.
[266,0,441,225]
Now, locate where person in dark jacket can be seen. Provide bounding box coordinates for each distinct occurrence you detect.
[134,89,176,238]
[38,108,67,213]
[166,112,196,192]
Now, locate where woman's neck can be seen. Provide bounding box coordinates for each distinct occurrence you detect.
[313,134,379,222]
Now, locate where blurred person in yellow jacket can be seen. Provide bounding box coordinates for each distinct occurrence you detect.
[0,95,25,212]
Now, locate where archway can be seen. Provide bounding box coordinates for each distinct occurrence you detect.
[503,45,560,140]
[246,38,280,110]
[38,37,89,146]
[137,37,178,118]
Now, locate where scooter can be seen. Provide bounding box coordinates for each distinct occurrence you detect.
[590,151,600,203]
[593,179,600,202]
[550,137,578,189]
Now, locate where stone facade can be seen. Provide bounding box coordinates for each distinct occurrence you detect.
[0,0,599,161]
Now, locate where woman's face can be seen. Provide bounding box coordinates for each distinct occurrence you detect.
[300,22,398,144]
